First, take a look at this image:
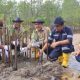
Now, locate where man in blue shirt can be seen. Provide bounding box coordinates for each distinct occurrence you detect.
[40,17,74,68]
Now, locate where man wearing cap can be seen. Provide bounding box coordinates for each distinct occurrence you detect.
[40,17,74,68]
[28,19,49,59]
[10,17,24,55]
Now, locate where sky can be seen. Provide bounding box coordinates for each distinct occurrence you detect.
[7,0,80,5]
[8,0,80,2]
[7,0,47,3]
[16,0,26,3]
[7,0,63,5]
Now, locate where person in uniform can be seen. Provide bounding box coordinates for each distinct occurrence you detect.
[10,17,24,55]
[40,17,74,68]
[28,19,49,59]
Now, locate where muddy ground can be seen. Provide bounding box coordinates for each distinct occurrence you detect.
[0,34,80,80]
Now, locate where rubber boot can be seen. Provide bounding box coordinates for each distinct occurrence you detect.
[62,53,70,68]
[35,48,39,59]
[58,55,63,64]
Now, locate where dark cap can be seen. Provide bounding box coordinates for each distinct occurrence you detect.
[54,17,64,25]
[12,17,23,23]
[32,19,45,24]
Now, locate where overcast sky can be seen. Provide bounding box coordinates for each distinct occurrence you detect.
[7,0,80,4]
[7,0,47,3]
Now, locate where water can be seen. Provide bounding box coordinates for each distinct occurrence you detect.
[69,34,80,72]
[69,55,80,72]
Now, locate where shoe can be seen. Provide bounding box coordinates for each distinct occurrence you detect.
[48,57,58,62]
[62,53,70,68]
[58,55,63,64]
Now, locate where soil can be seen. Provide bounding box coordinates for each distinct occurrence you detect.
[0,34,80,80]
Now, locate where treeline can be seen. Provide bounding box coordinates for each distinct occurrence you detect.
[0,0,80,27]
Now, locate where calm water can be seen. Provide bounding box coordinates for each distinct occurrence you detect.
[69,55,80,72]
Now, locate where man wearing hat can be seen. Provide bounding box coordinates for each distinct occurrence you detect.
[40,17,74,68]
[28,19,49,59]
[11,17,24,56]
[10,17,24,70]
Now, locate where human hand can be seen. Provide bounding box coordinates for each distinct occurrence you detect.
[50,42,59,48]
[38,49,43,57]
[74,50,80,56]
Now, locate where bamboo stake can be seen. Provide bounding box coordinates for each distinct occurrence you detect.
[29,28,32,59]
[12,30,18,71]
[7,28,11,66]
[13,34,18,70]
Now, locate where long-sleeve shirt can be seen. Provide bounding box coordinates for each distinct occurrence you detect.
[48,26,74,53]
[31,27,49,44]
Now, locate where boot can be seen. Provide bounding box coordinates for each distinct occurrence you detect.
[62,53,70,68]
[58,55,63,64]
[35,48,39,59]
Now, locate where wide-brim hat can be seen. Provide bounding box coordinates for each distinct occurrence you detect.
[12,17,23,23]
[32,19,45,24]
[54,16,65,26]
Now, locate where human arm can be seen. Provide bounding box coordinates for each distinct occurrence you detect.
[51,27,73,48]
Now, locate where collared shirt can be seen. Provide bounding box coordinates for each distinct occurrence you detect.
[48,26,73,43]
[10,26,24,47]
[31,27,48,44]
[48,26,74,53]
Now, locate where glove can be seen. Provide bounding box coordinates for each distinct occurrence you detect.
[32,42,40,47]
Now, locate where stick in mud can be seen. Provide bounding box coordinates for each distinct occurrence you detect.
[6,28,11,66]
[38,33,45,64]
[12,36,18,71]
[38,50,43,64]
[47,32,49,60]
[29,28,32,60]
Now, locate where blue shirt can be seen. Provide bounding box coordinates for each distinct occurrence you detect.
[48,26,74,53]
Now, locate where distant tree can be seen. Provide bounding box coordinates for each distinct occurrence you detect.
[61,0,80,26]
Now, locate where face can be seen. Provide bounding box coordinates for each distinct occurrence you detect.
[55,24,63,32]
[14,22,21,28]
[34,23,43,31]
